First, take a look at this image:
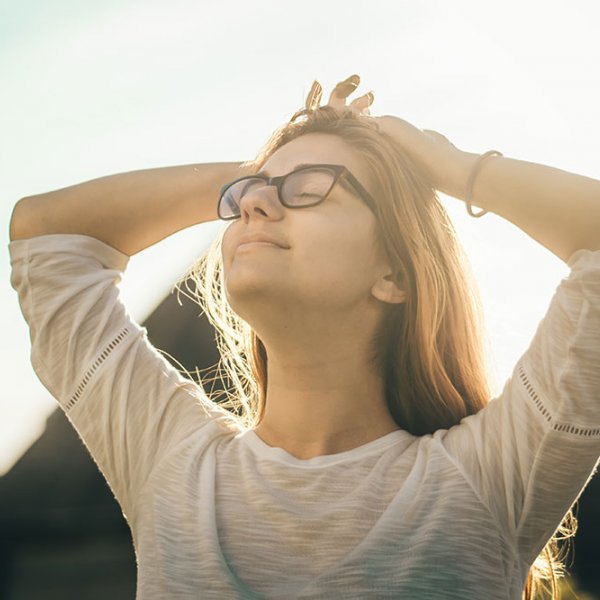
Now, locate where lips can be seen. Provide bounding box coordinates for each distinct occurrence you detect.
[237,232,290,249]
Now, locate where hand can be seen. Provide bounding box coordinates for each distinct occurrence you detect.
[306,74,471,197]
[373,115,470,197]
[306,74,374,116]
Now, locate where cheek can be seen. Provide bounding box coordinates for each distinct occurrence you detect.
[220,224,236,268]
[303,230,375,286]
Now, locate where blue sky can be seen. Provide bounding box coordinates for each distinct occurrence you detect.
[2,0,599,473]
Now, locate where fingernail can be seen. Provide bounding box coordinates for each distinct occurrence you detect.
[336,75,359,90]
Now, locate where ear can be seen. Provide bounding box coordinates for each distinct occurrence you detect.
[371,273,406,304]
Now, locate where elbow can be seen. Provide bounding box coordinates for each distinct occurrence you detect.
[9,197,36,242]
[585,232,600,253]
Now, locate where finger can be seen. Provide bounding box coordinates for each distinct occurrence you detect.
[328,95,346,110]
[350,91,374,111]
[306,80,323,110]
[327,74,360,107]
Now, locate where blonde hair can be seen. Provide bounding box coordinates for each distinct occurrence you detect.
[177,104,577,599]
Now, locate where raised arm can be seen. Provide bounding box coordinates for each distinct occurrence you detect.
[318,74,600,264]
[449,151,600,264]
[9,161,253,256]
[8,162,251,513]
[372,114,600,265]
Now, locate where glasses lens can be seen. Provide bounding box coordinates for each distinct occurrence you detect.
[219,177,266,219]
[282,167,336,207]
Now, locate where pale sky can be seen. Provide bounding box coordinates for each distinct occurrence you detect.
[1,0,599,475]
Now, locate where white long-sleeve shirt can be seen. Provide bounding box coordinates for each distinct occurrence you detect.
[9,233,600,600]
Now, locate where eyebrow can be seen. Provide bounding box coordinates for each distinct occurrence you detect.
[253,163,357,198]
[255,163,320,178]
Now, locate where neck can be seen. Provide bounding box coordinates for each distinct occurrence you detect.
[253,345,400,459]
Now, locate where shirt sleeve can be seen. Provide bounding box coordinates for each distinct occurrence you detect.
[439,247,600,567]
[9,233,238,521]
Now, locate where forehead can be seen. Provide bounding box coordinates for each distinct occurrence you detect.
[260,133,366,179]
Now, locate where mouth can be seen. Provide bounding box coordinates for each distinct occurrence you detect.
[237,241,286,250]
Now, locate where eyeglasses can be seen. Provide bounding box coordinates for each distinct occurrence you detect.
[217,163,377,221]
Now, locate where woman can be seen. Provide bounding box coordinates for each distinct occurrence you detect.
[9,74,600,599]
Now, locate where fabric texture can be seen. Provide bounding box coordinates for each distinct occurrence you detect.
[9,233,600,600]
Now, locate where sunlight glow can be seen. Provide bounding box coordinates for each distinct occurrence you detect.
[1,0,598,474]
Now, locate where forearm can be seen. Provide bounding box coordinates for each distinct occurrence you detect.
[9,161,251,256]
[448,152,600,264]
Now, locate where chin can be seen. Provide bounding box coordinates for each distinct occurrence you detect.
[224,279,264,316]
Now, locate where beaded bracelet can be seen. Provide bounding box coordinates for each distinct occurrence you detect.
[465,150,504,218]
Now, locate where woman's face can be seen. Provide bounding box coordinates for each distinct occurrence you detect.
[221,132,389,321]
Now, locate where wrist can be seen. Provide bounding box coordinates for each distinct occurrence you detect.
[439,150,480,200]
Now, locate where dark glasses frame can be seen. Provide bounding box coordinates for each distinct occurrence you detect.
[217,163,377,220]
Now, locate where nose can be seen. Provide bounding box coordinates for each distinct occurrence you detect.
[239,185,285,223]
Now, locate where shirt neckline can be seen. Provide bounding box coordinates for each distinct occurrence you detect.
[238,428,410,468]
